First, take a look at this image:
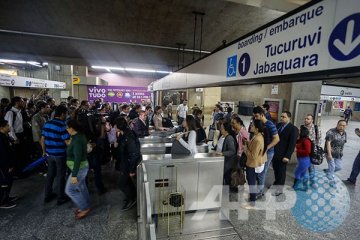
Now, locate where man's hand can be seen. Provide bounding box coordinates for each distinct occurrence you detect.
[129,172,136,177]
[282,157,289,163]
[71,177,78,184]
[42,152,48,157]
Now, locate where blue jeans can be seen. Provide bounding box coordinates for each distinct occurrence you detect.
[257,150,274,193]
[326,157,342,182]
[308,164,315,182]
[65,166,90,211]
[295,156,311,180]
[349,151,360,183]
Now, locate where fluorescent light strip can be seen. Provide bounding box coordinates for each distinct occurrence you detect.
[156,70,172,74]
[92,66,125,71]
[91,65,172,74]
[125,68,156,73]
[0,59,27,64]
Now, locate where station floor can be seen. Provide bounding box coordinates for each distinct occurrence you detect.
[1,116,359,240]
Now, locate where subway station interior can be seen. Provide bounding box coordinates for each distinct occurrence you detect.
[0,0,360,239]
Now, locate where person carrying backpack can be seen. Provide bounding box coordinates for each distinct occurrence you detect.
[301,114,322,189]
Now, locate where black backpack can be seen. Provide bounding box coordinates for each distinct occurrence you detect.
[302,125,324,165]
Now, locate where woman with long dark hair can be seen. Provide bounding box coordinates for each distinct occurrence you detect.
[153,106,169,131]
[216,122,237,187]
[242,119,267,208]
[176,115,198,154]
[294,126,312,191]
[65,120,91,219]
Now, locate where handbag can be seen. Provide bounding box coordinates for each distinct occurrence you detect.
[310,144,324,165]
[171,139,191,155]
[231,168,246,187]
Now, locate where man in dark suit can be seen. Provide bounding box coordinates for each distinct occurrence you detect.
[272,111,299,196]
[131,110,149,138]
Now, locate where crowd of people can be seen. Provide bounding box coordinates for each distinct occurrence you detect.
[1,95,359,216]
[0,95,149,216]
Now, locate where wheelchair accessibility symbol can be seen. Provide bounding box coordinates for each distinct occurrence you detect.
[227,55,237,77]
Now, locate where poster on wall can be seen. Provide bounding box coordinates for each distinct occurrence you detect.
[332,101,344,109]
[264,99,284,122]
[87,85,151,104]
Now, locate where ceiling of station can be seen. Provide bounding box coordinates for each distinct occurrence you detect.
[0,0,297,72]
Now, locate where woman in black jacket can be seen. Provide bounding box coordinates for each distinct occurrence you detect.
[216,122,237,188]
[115,117,141,211]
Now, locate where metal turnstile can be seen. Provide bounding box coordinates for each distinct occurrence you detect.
[137,153,241,240]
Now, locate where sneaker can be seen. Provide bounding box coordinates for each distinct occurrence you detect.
[343,179,356,186]
[241,203,257,210]
[271,191,283,197]
[0,202,17,209]
[8,196,19,203]
[256,192,264,200]
[121,199,136,212]
[57,196,71,206]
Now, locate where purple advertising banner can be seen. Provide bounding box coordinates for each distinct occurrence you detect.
[87,85,151,103]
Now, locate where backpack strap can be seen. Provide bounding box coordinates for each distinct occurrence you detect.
[314,125,319,141]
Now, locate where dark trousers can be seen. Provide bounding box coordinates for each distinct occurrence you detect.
[88,138,105,192]
[45,155,67,199]
[119,172,136,201]
[246,167,257,202]
[0,168,13,204]
[177,117,185,125]
[349,151,360,183]
[272,157,288,192]
[223,168,232,186]
[13,133,27,175]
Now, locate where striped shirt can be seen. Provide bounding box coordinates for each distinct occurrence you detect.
[41,118,70,156]
[265,120,278,153]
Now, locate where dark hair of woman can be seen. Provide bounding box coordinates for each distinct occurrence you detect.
[222,121,237,142]
[115,116,129,131]
[185,115,197,131]
[299,125,310,138]
[232,116,246,129]
[154,106,162,114]
[252,119,268,155]
[67,119,83,133]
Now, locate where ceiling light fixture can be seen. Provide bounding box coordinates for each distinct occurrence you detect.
[26,61,42,67]
[0,59,27,64]
[125,68,156,73]
[91,66,172,74]
[92,65,125,71]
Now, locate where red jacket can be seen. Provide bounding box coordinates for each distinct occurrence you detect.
[296,137,311,157]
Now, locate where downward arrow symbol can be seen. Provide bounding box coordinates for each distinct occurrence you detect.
[333,20,360,56]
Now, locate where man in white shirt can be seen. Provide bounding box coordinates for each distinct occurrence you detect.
[4,96,25,176]
[176,100,188,125]
[4,96,24,143]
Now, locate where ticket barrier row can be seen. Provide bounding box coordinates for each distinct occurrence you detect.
[137,134,240,239]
